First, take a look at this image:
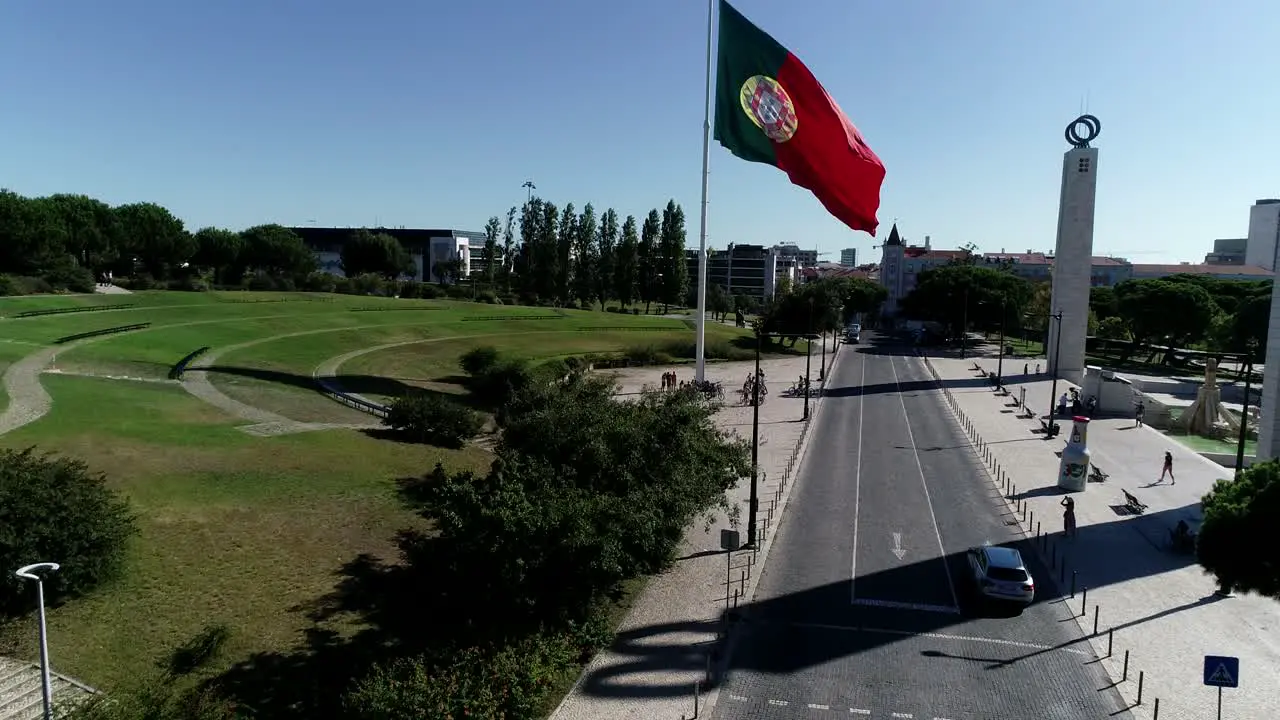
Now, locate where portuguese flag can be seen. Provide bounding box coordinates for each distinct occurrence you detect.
[713,0,885,236]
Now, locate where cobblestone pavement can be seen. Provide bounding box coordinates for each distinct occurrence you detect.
[547,338,839,720]
[923,350,1279,720]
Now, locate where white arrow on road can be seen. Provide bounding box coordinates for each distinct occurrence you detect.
[891,532,906,560]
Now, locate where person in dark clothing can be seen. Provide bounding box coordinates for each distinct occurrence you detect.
[1061,496,1076,538]
[1160,450,1175,484]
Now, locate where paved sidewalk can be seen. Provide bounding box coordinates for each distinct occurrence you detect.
[548,338,839,720]
[924,351,1279,720]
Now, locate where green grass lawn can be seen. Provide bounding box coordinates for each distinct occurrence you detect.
[0,291,773,695]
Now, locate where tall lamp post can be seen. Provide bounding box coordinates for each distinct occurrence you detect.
[960,287,969,359]
[521,180,536,203]
[1045,310,1065,434]
[804,334,813,420]
[1235,342,1258,477]
[746,332,766,548]
[995,296,1007,384]
[15,563,60,720]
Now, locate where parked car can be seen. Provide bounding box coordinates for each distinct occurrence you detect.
[966,544,1034,605]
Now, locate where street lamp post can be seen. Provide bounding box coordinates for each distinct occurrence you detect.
[521,180,536,203]
[15,563,60,720]
[804,334,813,420]
[1046,310,1064,434]
[747,332,763,548]
[960,287,969,359]
[995,297,1007,385]
[1235,342,1258,477]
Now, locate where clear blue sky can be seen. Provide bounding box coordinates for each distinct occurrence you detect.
[2,0,1276,265]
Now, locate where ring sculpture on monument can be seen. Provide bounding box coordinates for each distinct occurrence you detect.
[1065,114,1101,148]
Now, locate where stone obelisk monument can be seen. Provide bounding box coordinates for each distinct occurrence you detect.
[1047,115,1101,385]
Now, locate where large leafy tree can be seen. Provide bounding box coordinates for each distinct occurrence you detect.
[1114,278,1215,364]
[843,277,888,322]
[638,209,661,314]
[44,194,121,272]
[901,264,1034,336]
[596,208,619,309]
[341,229,413,280]
[1198,459,1280,597]
[658,200,688,313]
[536,200,560,300]
[614,215,639,308]
[114,201,194,279]
[573,203,598,307]
[191,227,244,284]
[239,224,316,277]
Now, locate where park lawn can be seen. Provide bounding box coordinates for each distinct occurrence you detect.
[0,373,491,691]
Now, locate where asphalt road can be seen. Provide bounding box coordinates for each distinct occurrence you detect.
[712,336,1131,720]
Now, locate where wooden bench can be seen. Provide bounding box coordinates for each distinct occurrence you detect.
[1122,489,1147,515]
[1039,418,1060,437]
[1089,466,1109,483]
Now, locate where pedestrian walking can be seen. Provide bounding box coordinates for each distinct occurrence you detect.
[1036,362,1041,374]
[1061,496,1076,538]
[1023,362,1029,376]
[1134,401,1145,427]
[1159,450,1175,484]
[1057,392,1069,417]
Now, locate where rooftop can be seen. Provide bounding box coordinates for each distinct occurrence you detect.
[1131,263,1274,277]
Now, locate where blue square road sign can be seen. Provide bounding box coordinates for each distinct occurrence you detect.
[1203,655,1239,688]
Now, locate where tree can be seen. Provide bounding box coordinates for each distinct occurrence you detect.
[1197,459,1280,597]
[1096,316,1131,340]
[843,277,888,322]
[44,194,121,273]
[0,447,137,616]
[383,393,483,448]
[658,200,688,313]
[240,224,316,278]
[901,265,1033,338]
[430,257,463,286]
[114,202,194,279]
[1089,286,1119,321]
[536,200,560,300]
[341,230,413,280]
[1114,278,1216,364]
[596,209,619,309]
[706,283,733,321]
[191,227,244,284]
[615,215,639,308]
[480,216,501,287]
[501,206,517,293]
[514,198,543,298]
[638,210,661,314]
[556,203,576,305]
[573,204,599,307]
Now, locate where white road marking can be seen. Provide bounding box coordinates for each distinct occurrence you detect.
[862,625,1091,655]
[934,717,955,720]
[851,344,866,602]
[768,699,789,706]
[808,703,830,710]
[891,530,906,560]
[888,353,960,609]
[852,597,960,614]
[892,714,913,719]
[782,619,1090,655]
[849,710,871,716]
[728,694,747,701]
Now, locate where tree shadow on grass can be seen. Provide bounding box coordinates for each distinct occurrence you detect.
[201,365,491,411]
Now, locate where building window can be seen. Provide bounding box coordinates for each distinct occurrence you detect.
[1077,158,1090,173]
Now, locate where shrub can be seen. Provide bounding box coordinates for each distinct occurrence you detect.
[0,274,53,296]
[43,263,96,293]
[384,393,483,448]
[444,284,472,300]
[302,272,338,293]
[418,283,445,300]
[477,290,499,304]
[459,346,501,377]
[343,633,580,720]
[0,447,137,616]
[168,276,210,292]
[65,681,235,720]
[349,273,385,296]
[398,281,421,299]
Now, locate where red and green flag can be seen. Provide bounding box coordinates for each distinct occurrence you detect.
[713,0,886,236]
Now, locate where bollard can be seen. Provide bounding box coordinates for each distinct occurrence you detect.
[1059,563,1064,584]
[733,587,739,608]
[1071,571,1077,598]
[1092,605,1099,635]
[1029,510,1034,529]
[695,680,701,717]
[1153,698,1159,719]
[1050,542,1057,568]
[740,570,746,595]
[1122,650,1129,681]
[1036,520,1041,538]
[1080,587,1088,617]
[1012,483,1017,500]
[1107,628,1113,657]
[1022,503,1028,522]
[1137,671,1144,704]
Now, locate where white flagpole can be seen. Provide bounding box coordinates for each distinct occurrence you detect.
[695,0,715,383]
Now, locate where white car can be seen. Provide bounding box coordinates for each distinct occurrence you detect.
[966,544,1035,604]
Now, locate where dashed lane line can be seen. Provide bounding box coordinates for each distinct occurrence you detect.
[724,695,952,717]
[774,620,1091,655]
[808,703,830,710]
[851,597,960,614]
